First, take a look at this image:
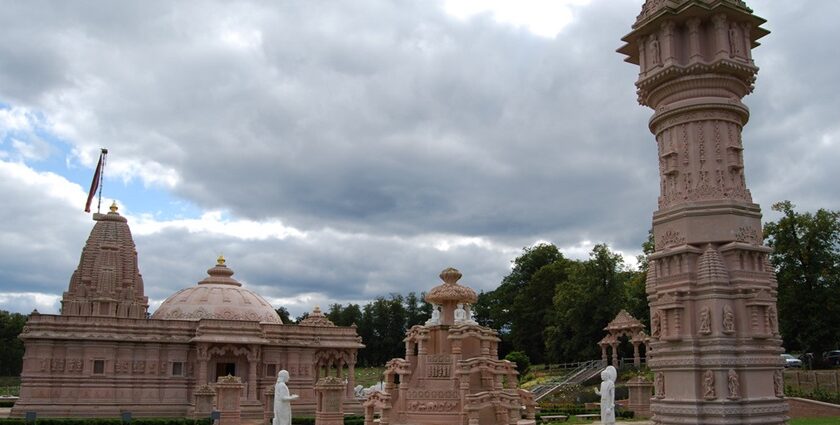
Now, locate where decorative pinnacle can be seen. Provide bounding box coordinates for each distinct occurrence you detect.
[439,267,462,285]
[109,201,118,213]
[217,254,226,265]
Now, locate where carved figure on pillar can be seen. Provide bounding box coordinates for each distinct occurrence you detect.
[727,369,740,400]
[699,307,711,335]
[703,370,715,400]
[649,35,661,66]
[768,305,778,334]
[654,372,664,399]
[722,305,735,334]
[273,370,299,425]
[651,310,661,338]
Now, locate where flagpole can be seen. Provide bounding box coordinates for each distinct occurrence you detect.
[84,148,108,213]
[96,148,108,214]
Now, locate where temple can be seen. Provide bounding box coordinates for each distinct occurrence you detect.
[618,1,788,424]
[363,268,535,425]
[12,203,363,419]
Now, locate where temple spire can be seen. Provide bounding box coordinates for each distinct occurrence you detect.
[61,203,149,319]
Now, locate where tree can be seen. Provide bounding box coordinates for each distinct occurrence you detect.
[624,231,654,328]
[504,351,531,376]
[764,201,840,358]
[0,310,27,376]
[481,244,565,363]
[546,244,629,362]
[274,306,291,323]
[404,292,430,328]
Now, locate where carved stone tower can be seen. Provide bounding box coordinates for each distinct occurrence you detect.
[618,1,787,424]
[60,202,149,319]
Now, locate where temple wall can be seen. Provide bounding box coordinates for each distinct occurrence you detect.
[14,314,362,418]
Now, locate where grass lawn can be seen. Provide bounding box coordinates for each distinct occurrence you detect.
[0,376,20,396]
[353,366,386,388]
[790,418,840,425]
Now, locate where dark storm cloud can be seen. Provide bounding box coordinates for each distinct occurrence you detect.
[0,0,836,315]
[0,0,656,249]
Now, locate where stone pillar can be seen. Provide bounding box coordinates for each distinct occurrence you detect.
[197,344,210,386]
[248,345,260,401]
[315,377,345,425]
[193,384,216,419]
[618,2,788,424]
[610,342,619,368]
[632,342,641,368]
[263,386,274,425]
[346,352,356,398]
[626,376,653,419]
[216,375,244,425]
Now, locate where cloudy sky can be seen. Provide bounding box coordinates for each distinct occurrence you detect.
[0,0,837,318]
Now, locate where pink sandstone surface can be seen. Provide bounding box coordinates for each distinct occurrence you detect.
[618,0,788,424]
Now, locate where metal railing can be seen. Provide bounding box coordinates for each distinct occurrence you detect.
[532,359,606,402]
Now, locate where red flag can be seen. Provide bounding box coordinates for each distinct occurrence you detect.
[84,150,106,213]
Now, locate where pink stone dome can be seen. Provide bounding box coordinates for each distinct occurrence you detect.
[151,257,282,323]
[424,267,478,305]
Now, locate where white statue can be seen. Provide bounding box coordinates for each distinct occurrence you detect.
[454,303,467,323]
[425,304,441,326]
[273,370,299,425]
[594,365,617,425]
[464,304,478,325]
[354,384,365,398]
[361,382,384,397]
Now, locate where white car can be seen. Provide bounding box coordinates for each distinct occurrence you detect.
[781,354,802,368]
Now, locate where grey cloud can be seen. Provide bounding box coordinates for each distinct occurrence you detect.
[0,0,836,315]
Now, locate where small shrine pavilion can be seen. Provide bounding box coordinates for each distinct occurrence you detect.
[363,268,535,425]
[598,310,649,369]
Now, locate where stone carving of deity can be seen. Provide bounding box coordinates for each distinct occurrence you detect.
[703,370,715,399]
[729,24,742,56]
[767,306,778,334]
[727,369,740,400]
[273,370,299,425]
[773,370,784,397]
[594,366,616,425]
[649,34,661,66]
[722,305,735,334]
[651,310,662,338]
[699,306,711,335]
[425,304,441,326]
[654,372,665,399]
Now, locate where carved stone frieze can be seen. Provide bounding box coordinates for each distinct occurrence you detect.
[658,229,685,248]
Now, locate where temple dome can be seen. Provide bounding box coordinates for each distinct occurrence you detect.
[425,267,478,305]
[151,256,282,323]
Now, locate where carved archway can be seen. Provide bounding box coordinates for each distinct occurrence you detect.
[598,310,649,368]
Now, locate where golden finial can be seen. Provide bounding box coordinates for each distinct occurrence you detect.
[217,254,226,265]
[109,201,118,213]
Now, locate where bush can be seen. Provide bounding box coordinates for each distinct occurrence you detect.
[505,351,531,375]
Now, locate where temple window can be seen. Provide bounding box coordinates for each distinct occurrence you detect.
[93,360,105,374]
[266,364,277,377]
[171,362,184,376]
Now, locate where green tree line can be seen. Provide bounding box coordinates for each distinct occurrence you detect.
[282,293,433,367]
[473,242,650,365]
[0,310,27,376]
